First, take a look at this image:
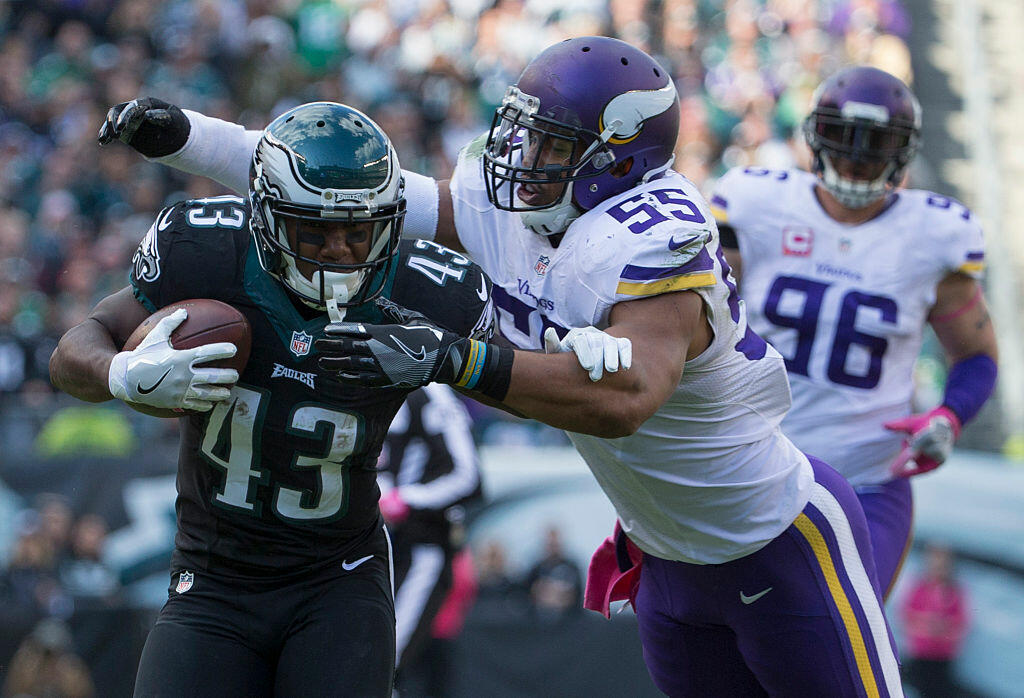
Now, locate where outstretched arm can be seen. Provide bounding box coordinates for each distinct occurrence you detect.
[499,291,704,436]
[99,99,466,251]
[319,290,711,438]
[156,110,260,194]
[98,99,263,194]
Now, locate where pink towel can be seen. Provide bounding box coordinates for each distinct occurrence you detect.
[583,521,644,619]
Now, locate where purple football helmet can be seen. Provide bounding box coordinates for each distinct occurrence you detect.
[483,36,680,235]
[803,66,921,209]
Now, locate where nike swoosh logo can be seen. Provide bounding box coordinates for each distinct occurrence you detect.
[740,587,773,605]
[668,235,698,251]
[391,335,426,362]
[137,367,173,395]
[342,555,373,571]
[476,275,489,302]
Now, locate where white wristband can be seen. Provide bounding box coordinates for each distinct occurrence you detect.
[401,169,439,241]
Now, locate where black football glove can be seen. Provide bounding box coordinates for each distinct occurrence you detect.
[316,298,513,399]
[97,97,190,158]
[317,315,469,389]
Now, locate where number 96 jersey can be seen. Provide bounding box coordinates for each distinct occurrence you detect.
[129,195,494,576]
[711,167,986,486]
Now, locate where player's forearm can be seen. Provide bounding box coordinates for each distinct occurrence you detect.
[500,350,666,438]
[152,110,259,194]
[49,319,118,402]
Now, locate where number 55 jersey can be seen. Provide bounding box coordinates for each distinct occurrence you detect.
[711,167,985,486]
[451,141,813,565]
[129,195,494,577]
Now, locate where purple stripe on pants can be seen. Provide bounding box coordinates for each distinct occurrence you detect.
[855,478,913,597]
[634,457,901,697]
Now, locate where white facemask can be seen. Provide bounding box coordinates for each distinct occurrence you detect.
[819,152,896,209]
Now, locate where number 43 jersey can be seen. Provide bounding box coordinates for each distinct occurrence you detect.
[712,167,986,486]
[129,195,494,577]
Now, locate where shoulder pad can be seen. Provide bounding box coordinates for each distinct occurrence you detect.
[130,196,249,311]
[390,239,496,339]
[906,191,985,277]
[710,166,796,226]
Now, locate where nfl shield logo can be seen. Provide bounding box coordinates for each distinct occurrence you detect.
[175,571,194,594]
[290,330,312,357]
[534,255,550,276]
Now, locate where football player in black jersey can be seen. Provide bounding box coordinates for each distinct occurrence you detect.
[49,102,495,698]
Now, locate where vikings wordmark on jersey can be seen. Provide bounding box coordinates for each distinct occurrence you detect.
[452,143,813,565]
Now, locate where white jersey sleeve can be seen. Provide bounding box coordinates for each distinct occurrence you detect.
[927,193,986,279]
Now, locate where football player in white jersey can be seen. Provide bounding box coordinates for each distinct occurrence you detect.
[710,66,999,597]
[99,39,903,696]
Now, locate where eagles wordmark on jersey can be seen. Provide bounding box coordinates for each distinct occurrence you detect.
[129,194,493,576]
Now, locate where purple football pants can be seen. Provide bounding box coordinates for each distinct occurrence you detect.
[855,478,913,599]
[634,457,903,697]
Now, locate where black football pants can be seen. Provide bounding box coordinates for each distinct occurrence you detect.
[133,534,395,697]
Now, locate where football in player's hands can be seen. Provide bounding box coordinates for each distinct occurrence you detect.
[122,299,251,417]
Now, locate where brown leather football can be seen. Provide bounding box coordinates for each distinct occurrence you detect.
[122,299,251,418]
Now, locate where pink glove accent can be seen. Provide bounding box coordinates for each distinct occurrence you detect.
[583,521,643,619]
[379,489,410,525]
[884,406,962,478]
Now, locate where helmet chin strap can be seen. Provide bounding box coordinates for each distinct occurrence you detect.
[325,282,351,323]
[283,262,364,320]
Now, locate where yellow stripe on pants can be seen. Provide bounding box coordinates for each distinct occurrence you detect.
[793,513,880,698]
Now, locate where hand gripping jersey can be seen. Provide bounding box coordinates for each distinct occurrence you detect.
[712,167,986,486]
[451,137,813,564]
[129,195,494,576]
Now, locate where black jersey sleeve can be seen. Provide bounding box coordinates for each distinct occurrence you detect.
[389,239,496,341]
[129,196,250,311]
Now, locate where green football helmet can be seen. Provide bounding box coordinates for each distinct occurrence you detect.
[249,102,406,312]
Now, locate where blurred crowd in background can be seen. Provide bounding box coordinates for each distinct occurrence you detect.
[0,0,919,447]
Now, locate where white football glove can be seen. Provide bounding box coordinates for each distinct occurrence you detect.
[108,308,239,412]
[543,326,632,382]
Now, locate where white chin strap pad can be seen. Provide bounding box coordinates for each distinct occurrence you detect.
[519,185,581,236]
[326,283,351,323]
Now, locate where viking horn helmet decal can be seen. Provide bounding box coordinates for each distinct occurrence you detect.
[600,82,678,145]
